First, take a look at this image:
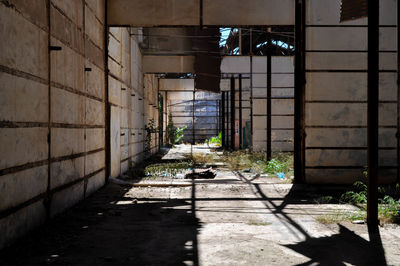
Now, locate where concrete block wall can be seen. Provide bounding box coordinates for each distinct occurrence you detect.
[305,0,398,183]
[0,0,106,248]
[252,56,294,152]
[108,28,159,177]
[220,56,294,151]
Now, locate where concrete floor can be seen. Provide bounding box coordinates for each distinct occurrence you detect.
[1,145,400,265]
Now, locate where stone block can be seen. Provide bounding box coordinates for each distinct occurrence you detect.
[306,149,366,167]
[0,200,46,249]
[305,103,366,126]
[50,37,85,91]
[86,98,104,126]
[85,6,104,49]
[50,157,84,189]
[85,128,105,152]
[50,181,84,217]
[51,86,85,125]
[0,165,47,212]
[0,128,48,170]
[51,128,84,157]
[85,150,105,175]
[0,4,48,79]
[85,61,104,99]
[0,72,48,122]
[85,170,105,197]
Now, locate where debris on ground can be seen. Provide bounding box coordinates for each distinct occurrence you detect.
[185,168,217,179]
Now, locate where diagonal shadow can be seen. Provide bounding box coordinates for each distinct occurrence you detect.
[236,171,387,265]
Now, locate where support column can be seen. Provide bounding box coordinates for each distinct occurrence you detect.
[230,77,235,149]
[367,0,379,226]
[239,74,243,149]
[397,0,400,183]
[192,90,195,145]
[221,92,225,147]
[294,0,306,184]
[267,28,272,160]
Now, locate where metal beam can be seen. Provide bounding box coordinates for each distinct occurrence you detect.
[294,0,306,184]
[367,0,379,226]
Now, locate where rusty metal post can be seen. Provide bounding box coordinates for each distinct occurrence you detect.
[267,28,272,160]
[294,0,306,184]
[239,74,243,149]
[192,90,195,145]
[367,0,379,226]
[221,92,225,147]
[231,77,235,149]
[397,0,400,183]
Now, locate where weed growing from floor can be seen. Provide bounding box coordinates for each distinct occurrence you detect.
[220,150,293,176]
[315,175,400,224]
[205,132,222,146]
[144,161,194,178]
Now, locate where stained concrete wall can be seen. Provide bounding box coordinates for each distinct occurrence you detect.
[220,56,294,152]
[0,3,159,249]
[305,0,398,183]
[108,27,159,177]
[0,0,106,248]
[251,57,294,152]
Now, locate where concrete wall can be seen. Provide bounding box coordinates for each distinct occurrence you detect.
[220,56,294,152]
[0,0,106,248]
[108,27,159,177]
[0,3,159,249]
[305,0,398,183]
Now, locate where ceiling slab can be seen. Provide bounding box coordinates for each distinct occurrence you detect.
[108,0,294,26]
[143,55,195,73]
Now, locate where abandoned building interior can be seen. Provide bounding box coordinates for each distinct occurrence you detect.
[1,0,400,265]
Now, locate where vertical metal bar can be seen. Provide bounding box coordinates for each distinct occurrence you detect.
[267,28,272,160]
[45,0,52,218]
[192,90,195,145]
[397,0,400,183]
[367,0,380,226]
[221,92,225,147]
[231,77,235,149]
[250,28,254,150]
[294,0,306,184]
[227,91,231,148]
[104,0,110,183]
[239,74,243,149]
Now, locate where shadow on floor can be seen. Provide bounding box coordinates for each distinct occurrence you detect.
[236,171,387,266]
[0,182,201,266]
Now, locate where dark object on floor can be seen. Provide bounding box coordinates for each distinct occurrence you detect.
[185,168,216,179]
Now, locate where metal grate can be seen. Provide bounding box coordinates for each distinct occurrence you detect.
[340,0,367,22]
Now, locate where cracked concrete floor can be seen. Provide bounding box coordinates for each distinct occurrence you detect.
[1,146,400,265]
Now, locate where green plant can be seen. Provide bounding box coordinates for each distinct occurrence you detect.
[264,159,287,174]
[338,180,400,223]
[206,132,222,146]
[145,119,157,152]
[165,114,187,145]
[174,126,187,144]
